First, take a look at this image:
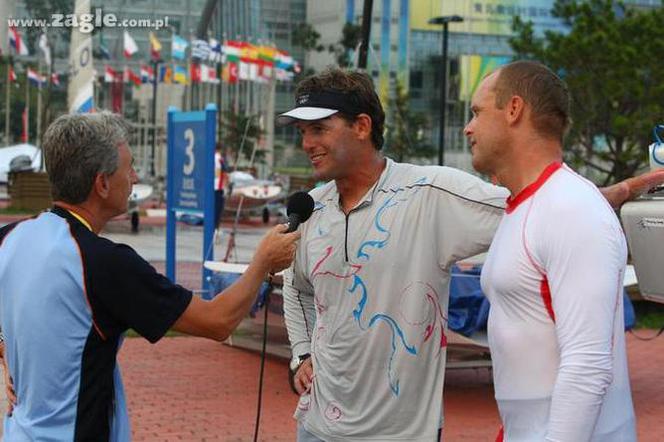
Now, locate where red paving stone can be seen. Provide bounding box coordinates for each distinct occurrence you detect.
[120,332,664,441]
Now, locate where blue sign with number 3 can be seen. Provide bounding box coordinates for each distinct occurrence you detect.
[166,104,217,290]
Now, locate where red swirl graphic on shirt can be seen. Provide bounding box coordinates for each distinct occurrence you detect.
[311,246,362,280]
[324,402,343,421]
[398,282,448,352]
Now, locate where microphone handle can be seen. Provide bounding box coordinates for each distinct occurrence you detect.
[287,213,301,233]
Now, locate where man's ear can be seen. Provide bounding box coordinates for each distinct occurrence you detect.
[354,113,373,142]
[93,173,110,199]
[506,95,525,126]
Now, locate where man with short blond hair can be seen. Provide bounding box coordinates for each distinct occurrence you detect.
[465,60,636,441]
[280,67,660,441]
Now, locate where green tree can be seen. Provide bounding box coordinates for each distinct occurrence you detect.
[220,111,266,166]
[24,0,74,51]
[292,22,363,69]
[510,0,664,184]
[385,80,435,162]
[328,23,362,68]
[291,23,325,52]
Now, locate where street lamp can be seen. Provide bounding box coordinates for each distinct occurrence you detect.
[429,15,463,166]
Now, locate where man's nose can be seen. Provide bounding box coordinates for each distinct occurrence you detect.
[301,135,314,153]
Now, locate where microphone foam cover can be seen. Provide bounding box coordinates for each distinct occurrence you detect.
[287,191,315,223]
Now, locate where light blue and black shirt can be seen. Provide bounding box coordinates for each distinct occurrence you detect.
[0,206,192,441]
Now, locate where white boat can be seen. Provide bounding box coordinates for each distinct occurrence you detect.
[225,171,285,213]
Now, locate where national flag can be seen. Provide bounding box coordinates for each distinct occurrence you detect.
[140,64,154,83]
[123,31,139,59]
[27,68,46,87]
[9,67,17,82]
[39,33,52,67]
[223,41,242,63]
[159,65,173,84]
[239,61,249,81]
[171,35,188,60]
[258,45,276,67]
[208,39,222,63]
[174,65,188,84]
[191,39,210,61]
[276,69,294,82]
[111,81,124,113]
[275,50,295,82]
[124,67,141,86]
[190,63,201,83]
[249,63,259,82]
[240,42,259,65]
[202,64,219,84]
[104,65,119,83]
[275,50,294,70]
[99,32,111,59]
[222,62,238,84]
[149,32,162,60]
[210,66,220,83]
[8,26,29,56]
[51,72,60,86]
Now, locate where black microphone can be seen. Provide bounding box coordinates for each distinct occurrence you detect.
[286,191,315,232]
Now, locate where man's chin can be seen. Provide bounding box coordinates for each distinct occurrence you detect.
[471,157,488,175]
[312,167,330,181]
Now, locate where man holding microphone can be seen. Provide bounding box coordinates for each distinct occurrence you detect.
[0,112,300,441]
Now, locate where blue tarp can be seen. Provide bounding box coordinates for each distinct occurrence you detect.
[208,264,637,335]
[449,264,636,336]
[208,271,272,316]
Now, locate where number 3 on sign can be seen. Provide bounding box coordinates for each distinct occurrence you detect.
[183,128,195,175]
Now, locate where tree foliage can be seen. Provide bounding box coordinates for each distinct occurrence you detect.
[510,0,664,184]
[328,23,362,67]
[24,0,74,52]
[385,80,435,162]
[292,22,362,68]
[292,23,325,53]
[220,111,266,166]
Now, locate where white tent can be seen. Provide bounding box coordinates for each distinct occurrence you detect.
[0,144,42,183]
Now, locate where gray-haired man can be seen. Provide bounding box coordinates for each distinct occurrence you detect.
[0,112,299,441]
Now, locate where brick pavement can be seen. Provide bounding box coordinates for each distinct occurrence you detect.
[119,332,664,441]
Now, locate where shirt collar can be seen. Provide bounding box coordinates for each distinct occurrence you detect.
[323,157,394,210]
[505,161,562,214]
[52,204,93,231]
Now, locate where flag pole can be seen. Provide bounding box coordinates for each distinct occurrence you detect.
[151,59,160,177]
[37,59,42,145]
[5,57,11,144]
[25,69,30,143]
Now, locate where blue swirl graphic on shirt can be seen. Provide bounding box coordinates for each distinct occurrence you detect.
[348,275,416,396]
[343,178,430,396]
[357,197,398,260]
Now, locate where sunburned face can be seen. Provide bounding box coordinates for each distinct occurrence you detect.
[296,115,360,181]
[463,72,510,176]
[105,142,138,216]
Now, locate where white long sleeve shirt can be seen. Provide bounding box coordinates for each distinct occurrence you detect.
[283,158,506,441]
[481,162,636,442]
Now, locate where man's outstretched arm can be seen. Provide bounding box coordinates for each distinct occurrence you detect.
[600,169,664,208]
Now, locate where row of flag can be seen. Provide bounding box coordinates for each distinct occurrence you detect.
[7,65,61,87]
[104,64,220,85]
[6,25,299,87]
[119,31,300,78]
[7,26,52,67]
